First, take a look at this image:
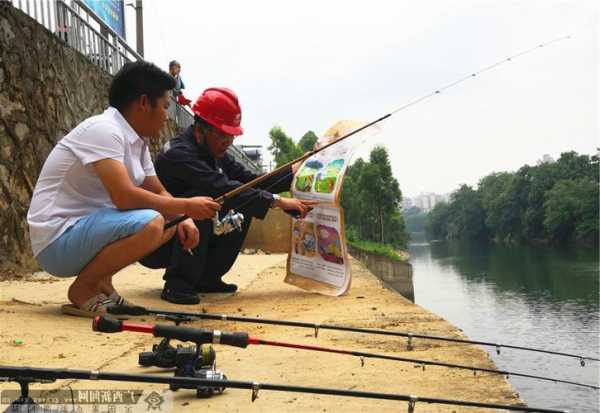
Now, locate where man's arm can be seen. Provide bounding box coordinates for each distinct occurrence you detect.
[93,159,219,220]
[141,175,170,197]
[140,175,200,249]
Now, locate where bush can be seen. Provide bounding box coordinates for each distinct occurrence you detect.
[348,239,404,262]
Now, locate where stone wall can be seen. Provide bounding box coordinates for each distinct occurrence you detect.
[242,209,292,253]
[0,5,176,272]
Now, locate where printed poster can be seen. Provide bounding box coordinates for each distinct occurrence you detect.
[285,120,379,295]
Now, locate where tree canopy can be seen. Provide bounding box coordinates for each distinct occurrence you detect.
[268,127,318,167]
[426,151,599,245]
[268,127,409,249]
[341,146,408,248]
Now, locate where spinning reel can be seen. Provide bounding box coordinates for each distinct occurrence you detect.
[136,315,227,399]
[212,210,244,236]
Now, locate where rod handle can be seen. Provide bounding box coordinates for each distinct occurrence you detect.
[153,325,249,348]
[93,316,123,333]
[106,304,148,316]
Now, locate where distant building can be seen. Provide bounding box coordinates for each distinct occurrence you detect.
[401,197,414,211]
[404,192,448,213]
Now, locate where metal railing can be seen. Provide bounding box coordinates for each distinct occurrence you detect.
[8,0,263,173]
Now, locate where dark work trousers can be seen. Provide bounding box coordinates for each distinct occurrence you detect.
[140,208,253,292]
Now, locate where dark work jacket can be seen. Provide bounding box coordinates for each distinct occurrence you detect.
[155,127,293,220]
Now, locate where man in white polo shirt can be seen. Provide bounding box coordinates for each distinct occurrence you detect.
[27,61,220,317]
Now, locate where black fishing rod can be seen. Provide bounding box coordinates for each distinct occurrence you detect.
[93,316,600,391]
[163,35,571,231]
[108,304,600,365]
[0,365,568,413]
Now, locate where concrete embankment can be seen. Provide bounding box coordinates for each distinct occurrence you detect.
[0,249,522,412]
[348,245,414,302]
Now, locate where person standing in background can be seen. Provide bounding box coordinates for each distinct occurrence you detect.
[169,60,191,106]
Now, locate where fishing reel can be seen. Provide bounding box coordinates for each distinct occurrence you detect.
[212,210,244,236]
[170,343,227,398]
[139,338,211,370]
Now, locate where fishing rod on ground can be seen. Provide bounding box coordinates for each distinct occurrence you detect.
[108,304,600,366]
[0,365,569,413]
[163,35,572,233]
[92,315,600,391]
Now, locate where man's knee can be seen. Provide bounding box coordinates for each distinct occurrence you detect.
[141,214,169,245]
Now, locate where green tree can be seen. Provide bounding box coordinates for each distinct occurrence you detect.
[426,202,451,240]
[446,185,487,240]
[543,178,599,243]
[341,147,407,248]
[404,206,427,234]
[426,150,598,246]
[298,131,318,152]
[268,128,320,167]
[268,126,303,167]
[478,172,521,241]
[358,147,403,243]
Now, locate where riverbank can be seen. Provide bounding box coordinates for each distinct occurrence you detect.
[0,255,521,412]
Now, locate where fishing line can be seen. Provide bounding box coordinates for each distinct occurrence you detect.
[165,33,572,229]
[108,305,599,365]
[94,315,600,390]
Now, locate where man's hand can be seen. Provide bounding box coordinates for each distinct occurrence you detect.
[178,218,200,250]
[184,197,221,220]
[275,197,319,219]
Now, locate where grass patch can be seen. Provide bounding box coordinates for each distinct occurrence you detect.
[348,239,404,262]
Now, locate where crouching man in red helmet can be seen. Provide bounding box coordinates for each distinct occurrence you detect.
[27,62,220,317]
[140,87,317,304]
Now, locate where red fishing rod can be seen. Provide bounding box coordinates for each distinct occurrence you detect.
[92,316,599,391]
[108,304,600,364]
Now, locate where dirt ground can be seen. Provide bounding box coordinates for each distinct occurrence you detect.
[0,255,523,412]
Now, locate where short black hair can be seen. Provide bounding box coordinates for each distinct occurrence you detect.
[194,116,215,134]
[109,61,175,111]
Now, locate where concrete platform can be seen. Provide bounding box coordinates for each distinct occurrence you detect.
[0,255,521,412]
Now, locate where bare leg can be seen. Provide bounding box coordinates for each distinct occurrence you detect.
[98,226,175,298]
[68,215,176,308]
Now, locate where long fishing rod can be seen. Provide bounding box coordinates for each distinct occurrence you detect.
[108,304,600,365]
[164,34,571,231]
[164,114,389,230]
[93,316,599,391]
[0,365,568,413]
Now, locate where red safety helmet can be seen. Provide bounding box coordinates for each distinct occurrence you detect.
[191,87,243,136]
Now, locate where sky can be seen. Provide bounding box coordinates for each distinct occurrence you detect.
[124,0,598,198]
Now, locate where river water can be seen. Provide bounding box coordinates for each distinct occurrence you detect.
[408,240,599,413]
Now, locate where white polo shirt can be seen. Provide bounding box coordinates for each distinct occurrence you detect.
[27,107,156,256]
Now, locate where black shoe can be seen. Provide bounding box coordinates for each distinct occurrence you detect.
[196,281,238,294]
[160,287,200,305]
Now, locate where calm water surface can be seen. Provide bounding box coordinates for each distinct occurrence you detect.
[409,240,599,413]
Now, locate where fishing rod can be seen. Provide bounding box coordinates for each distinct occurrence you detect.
[108,304,600,365]
[93,315,599,391]
[163,34,571,231]
[163,114,387,231]
[0,365,568,413]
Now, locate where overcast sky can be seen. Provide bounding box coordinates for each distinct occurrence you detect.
[125,0,598,197]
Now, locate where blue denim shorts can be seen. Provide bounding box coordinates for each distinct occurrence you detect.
[37,208,160,277]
